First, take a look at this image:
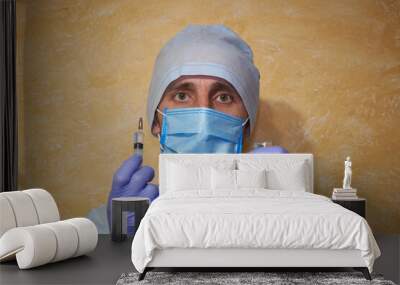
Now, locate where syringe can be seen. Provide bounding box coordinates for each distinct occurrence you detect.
[133,117,144,156]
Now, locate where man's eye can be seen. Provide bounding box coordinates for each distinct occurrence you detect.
[215,93,233,104]
[173,92,189,102]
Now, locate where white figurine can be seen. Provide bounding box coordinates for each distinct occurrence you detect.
[343,156,352,189]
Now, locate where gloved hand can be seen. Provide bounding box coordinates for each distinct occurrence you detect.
[107,154,159,234]
[249,146,288,154]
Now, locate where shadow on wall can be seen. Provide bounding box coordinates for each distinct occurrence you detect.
[245,98,313,154]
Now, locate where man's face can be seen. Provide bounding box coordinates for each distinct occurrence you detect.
[152,75,249,135]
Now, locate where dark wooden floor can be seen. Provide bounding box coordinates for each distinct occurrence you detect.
[0,234,398,284]
[373,234,400,284]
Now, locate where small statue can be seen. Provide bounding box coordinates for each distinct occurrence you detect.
[343,156,352,189]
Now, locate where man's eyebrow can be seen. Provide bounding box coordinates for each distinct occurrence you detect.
[210,81,237,94]
[165,81,196,93]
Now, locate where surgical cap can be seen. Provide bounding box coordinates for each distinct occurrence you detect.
[146,24,260,135]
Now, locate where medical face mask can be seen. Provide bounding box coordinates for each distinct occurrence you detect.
[156,107,248,154]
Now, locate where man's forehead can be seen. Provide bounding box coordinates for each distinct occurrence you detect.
[165,75,237,91]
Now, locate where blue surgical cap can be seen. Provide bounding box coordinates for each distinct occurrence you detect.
[146,24,260,135]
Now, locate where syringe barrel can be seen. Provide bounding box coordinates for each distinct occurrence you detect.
[134,147,143,156]
[134,131,144,144]
[133,131,144,156]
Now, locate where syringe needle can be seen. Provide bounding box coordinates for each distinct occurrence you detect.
[138,117,143,131]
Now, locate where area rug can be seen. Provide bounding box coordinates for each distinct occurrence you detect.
[116,271,396,285]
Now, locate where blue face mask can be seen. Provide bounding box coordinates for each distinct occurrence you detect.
[157,107,249,154]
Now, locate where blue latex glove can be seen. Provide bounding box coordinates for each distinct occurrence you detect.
[107,154,159,234]
[249,146,288,154]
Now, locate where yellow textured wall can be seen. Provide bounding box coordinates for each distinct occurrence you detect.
[16,0,400,233]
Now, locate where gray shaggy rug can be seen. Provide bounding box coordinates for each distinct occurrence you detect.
[116,271,396,285]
